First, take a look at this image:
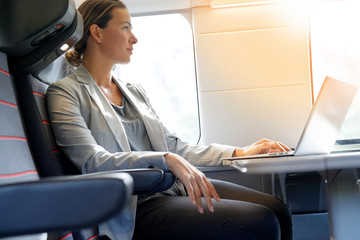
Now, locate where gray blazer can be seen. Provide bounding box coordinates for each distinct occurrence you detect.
[47,64,235,239]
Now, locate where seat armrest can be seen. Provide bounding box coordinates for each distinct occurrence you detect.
[0,173,133,238]
[118,169,176,194]
[80,169,176,195]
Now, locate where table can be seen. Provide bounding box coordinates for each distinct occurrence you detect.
[229,152,360,240]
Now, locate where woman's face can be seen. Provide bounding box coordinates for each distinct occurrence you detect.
[99,8,138,64]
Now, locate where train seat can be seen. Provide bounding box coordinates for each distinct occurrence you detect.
[0,49,133,240]
[0,0,133,239]
[1,0,175,239]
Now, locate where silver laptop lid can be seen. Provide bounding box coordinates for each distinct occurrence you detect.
[294,76,358,156]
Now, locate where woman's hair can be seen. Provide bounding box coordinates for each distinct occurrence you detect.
[65,0,127,67]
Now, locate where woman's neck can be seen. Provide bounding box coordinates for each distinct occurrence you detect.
[82,57,113,87]
[82,57,123,106]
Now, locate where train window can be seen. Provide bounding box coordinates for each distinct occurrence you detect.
[310,0,360,142]
[113,13,200,144]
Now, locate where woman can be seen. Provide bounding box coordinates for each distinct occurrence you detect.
[47,0,293,239]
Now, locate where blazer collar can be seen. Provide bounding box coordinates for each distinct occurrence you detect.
[73,65,168,152]
[73,65,131,151]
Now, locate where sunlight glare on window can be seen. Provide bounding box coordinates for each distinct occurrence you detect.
[310,0,360,140]
[113,14,200,144]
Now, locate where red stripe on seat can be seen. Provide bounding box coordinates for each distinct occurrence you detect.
[32,91,46,98]
[0,100,17,108]
[51,150,59,153]
[42,120,50,125]
[88,234,99,240]
[0,136,26,141]
[0,68,10,76]
[0,170,38,178]
[58,233,72,240]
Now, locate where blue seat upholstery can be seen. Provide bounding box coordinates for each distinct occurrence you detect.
[0,0,135,239]
[0,52,39,186]
[0,51,133,239]
[1,0,175,239]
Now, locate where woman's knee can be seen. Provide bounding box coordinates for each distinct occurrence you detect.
[222,202,281,240]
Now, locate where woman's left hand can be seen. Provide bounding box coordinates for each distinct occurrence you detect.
[164,153,221,214]
[233,138,292,157]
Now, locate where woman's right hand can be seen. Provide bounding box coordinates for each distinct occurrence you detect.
[164,153,221,214]
[233,138,292,157]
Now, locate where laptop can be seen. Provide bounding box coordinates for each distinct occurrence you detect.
[222,76,359,161]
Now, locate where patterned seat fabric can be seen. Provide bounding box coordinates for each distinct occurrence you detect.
[0,52,39,185]
[0,0,101,238]
[15,67,101,240]
[1,51,101,240]
[0,52,44,240]
[16,73,80,177]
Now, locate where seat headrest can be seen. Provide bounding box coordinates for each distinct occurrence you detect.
[0,0,83,74]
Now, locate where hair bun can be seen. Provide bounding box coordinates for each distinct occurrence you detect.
[65,49,82,67]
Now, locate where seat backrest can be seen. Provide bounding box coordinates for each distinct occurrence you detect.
[1,0,83,178]
[16,72,80,177]
[0,0,83,177]
[0,51,51,240]
[0,52,40,185]
[0,0,102,239]
[0,53,112,240]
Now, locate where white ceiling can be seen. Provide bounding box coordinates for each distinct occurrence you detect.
[74,0,210,14]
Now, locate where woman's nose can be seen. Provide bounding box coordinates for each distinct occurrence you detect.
[130,33,138,45]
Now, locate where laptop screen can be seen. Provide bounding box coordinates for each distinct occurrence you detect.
[294,77,358,156]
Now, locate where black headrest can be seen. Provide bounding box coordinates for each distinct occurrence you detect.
[0,0,83,74]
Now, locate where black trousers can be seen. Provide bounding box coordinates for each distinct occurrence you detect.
[133,179,292,240]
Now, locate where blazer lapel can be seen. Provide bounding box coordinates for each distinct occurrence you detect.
[74,65,131,152]
[114,78,168,152]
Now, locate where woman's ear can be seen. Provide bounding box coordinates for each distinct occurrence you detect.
[89,24,102,44]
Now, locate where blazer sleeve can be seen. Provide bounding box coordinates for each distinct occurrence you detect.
[133,84,236,167]
[47,78,169,174]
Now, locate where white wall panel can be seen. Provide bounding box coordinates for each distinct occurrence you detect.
[193,3,312,148]
[196,26,310,92]
[193,2,308,33]
[200,85,311,147]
